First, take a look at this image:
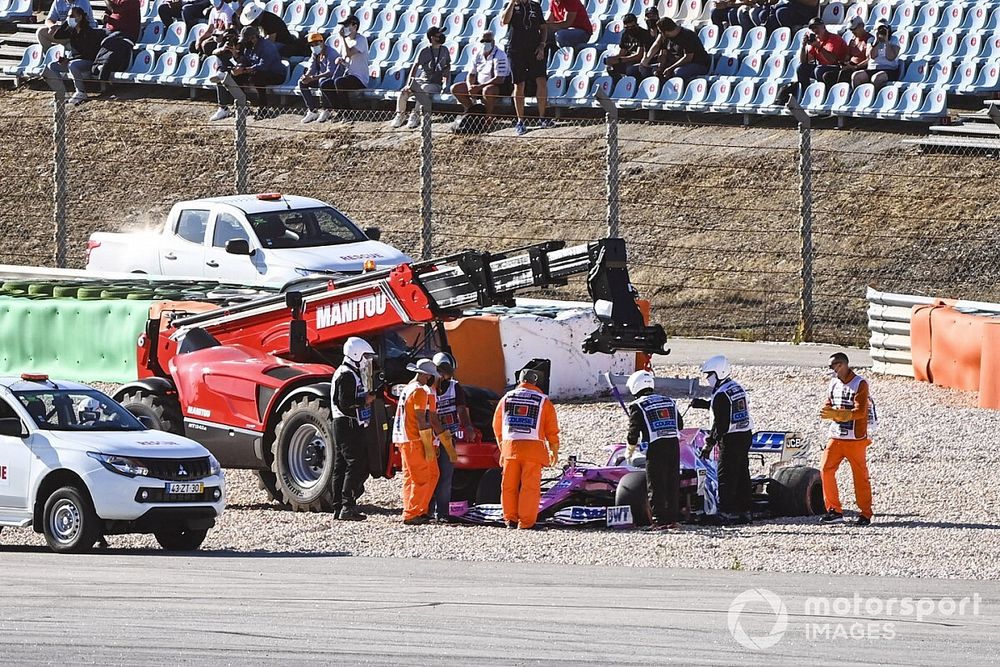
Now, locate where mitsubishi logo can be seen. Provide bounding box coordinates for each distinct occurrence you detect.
[177,464,188,477]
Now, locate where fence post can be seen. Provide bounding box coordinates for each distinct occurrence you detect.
[787,97,813,343]
[224,75,250,195]
[413,83,434,260]
[596,90,620,238]
[43,69,68,268]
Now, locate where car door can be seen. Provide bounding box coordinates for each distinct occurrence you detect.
[0,397,31,511]
[160,208,210,278]
[204,211,266,284]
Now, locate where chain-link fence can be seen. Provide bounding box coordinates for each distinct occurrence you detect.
[7,82,1000,345]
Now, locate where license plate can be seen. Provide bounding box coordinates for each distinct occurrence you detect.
[165,482,204,494]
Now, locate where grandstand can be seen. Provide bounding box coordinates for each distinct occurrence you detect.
[2,0,1000,124]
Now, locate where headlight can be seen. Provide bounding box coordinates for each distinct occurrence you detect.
[87,452,149,477]
[208,454,222,477]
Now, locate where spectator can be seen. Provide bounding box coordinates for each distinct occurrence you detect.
[37,0,94,52]
[91,30,135,86]
[837,15,872,84]
[326,14,370,113]
[635,17,709,83]
[713,0,773,31]
[501,0,550,136]
[766,0,818,31]
[209,25,286,121]
[794,17,848,91]
[605,13,652,80]
[192,0,235,56]
[158,0,211,31]
[451,31,512,127]
[855,21,900,90]
[104,0,139,42]
[239,1,308,58]
[642,6,659,43]
[545,0,592,50]
[46,5,105,105]
[391,25,451,129]
[299,32,339,124]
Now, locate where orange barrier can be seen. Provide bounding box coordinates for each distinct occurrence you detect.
[444,315,506,394]
[910,303,1000,408]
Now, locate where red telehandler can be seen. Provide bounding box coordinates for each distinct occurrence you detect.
[114,234,667,511]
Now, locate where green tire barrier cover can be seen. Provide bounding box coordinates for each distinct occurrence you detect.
[76,286,106,299]
[52,285,82,297]
[27,284,55,296]
[0,298,154,383]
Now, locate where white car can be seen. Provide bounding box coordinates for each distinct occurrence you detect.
[0,374,225,553]
[84,193,411,287]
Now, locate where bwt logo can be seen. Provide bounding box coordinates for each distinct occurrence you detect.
[316,293,387,329]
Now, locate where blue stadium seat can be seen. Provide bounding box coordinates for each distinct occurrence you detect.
[486,15,507,42]
[698,24,719,51]
[715,26,742,54]
[842,82,875,115]
[900,86,946,121]
[960,3,990,32]
[742,79,780,114]
[0,0,33,21]
[758,54,785,80]
[368,36,391,64]
[786,27,809,54]
[858,83,900,118]
[889,1,916,32]
[443,12,465,39]
[136,50,178,82]
[712,54,739,77]
[139,0,162,22]
[953,32,983,60]
[549,46,573,75]
[379,65,408,95]
[138,20,165,47]
[820,1,844,25]
[936,3,964,33]
[282,0,307,32]
[664,77,708,110]
[610,75,636,99]
[178,24,207,53]
[153,21,186,53]
[816,81,850,114]
[1,43,41,77]
[964,58,1000,93]
[459,12,488,42]
[454,42,481,70]
[865,0,893,30]
[800,81,826,113]
[893,83,924,116]
[725,78,757,112]
[572,47,598,74]
[159,52,199,85]
[621,75,657,108]
[909,3,939,31]
[184,55,221,87]
[264,0,283,19]
[978,33,1000,62]
[900,60,928,83]
[604,0,630,20]
[735,25,766,56]
[942,60,977,93]
[386,36,414,67]
[688,79,731,112]
[844,1,867,27]
[730,53,764,79]
[300,2,330,33]
[387,9,421,38]
[564,73,590,103]
[923,60,953,86]
[902,29,934,60]
[413,11,443,37]
[355,5,379,33]
[323,4,350,31]
[985,6,1000,32]
[546,75,567,102]
[929,31,960,60]
[654,76,684,104]
[112,46,156,82]
[762,27,790,54]
[273,61,305,95]
[590,75,614,98]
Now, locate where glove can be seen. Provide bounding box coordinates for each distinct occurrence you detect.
[689,397,711,410]
[549,448,559,467]
[419,428,435,461]
[624,442,636,463]
[700,440,716,459]
[820,406,853,421]
[439,429,458,463]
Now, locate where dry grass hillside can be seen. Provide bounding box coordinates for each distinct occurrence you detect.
[2,86,999,343]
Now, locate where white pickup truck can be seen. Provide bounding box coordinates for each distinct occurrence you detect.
[85,193,411,287]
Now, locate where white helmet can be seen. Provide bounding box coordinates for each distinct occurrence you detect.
[626,370,655,396]
[240,2,263,25]
[701,355,730,382]
[78,397,100,413]
[432,352,456,371]
[343,337,375,363]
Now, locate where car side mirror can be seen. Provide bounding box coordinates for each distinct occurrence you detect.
[137,415,155,429]
[0,417,26,437]
[225,238,252,255]
[364,226,381,241]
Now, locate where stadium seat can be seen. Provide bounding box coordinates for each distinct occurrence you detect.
[820,1,844,25]
[900,60,928,83]
[604,0,631,19]
[355,5,378,33]
[565,72,591,105]
[2,43,41,77]
[300,2,329,32]
[610,75,636,99]
[138,20,165,47]
[379,65,408,94]
[282,0,307,32]
[444,39,460,61]
[622,75,658,108]
[936,3,964,33]
[112,46,156,82]
[842,82,875,115]
[698,24,719,51]
[960,3,989,33]
[762,27,790,53]
[858,83,899,118]
[729,53,763,80]
[688,79,730,112]
[800,81,826,113]
[443,12,465,38]
[923,60,953,86]
[664,77,708,110]
[978,34,1000,62]
[135,50,177,82]
[585,18,602,45]
[546,75,568,103]
[326,34,344,55]
[910,4,940,31]
[901,86,946,121]
[383,37,414,68]
[183,55,221,87]
[893,83,924,116]
[942,60,976,93]
[548,45,574,74]
[712,54,739,77]
[715,26,742,54]
[588,0,611,19]
[817,81,850,113]
[985,6,1000,32]
[844,1,867,27]
[159,52,199,85]
[459,13,488,43]
[323,4,350,31]
[367,36,391,65]
[654,76,684,104]
[265,0,282,19]
[786,28,809,54]
[0,0,33,20]
[413,11,443,36]
[758,54,785,80]
[929,32,960,60]
[573,47,599,74]
[486,15,507,42]
[953,32,983,60]
[590,75,614,98]
[723,78,756,112]
[139,0,161,21]
[888,1,916,32]
[454,42,481,70]
[273,61,305,95]
[735,25,766,56]
[179,24,208,53]
[743,79,781,114]
[903,29,934,60]
[964,58,1000,93]
[865,0,893,29]
[153,21,186,53]
[388,9,421,38]
[599,20,624,48]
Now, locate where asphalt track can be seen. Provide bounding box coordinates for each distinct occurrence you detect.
[0,550,994,665]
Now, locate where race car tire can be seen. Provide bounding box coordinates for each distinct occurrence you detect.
[42,485,100,554]
[154,527,209,551]
[615,471,652,527]
[120,389,184,435]
[451,468,484,503]
[271,396,336,512]
[768,465,824,516]
[475,468,502,504]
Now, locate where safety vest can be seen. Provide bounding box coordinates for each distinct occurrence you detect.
[630,393,679,441]
[828,374,869,440]
[330,364,371,427]
[711,378,753,434]
[391,381,426,444]
[500,387,546,441]
[436,379,460,434]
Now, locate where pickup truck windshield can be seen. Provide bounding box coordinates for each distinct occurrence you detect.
[14,390,145,432]
[247,207,366,249]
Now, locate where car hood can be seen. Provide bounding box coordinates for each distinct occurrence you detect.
[40,429,211,459]
[264,241,411,273]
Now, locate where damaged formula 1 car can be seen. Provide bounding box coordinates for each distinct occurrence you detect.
[453,424,823,528]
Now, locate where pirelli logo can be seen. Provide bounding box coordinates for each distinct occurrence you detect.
[316,293,388,329]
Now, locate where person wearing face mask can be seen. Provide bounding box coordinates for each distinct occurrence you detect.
[299,32,340,123]
[193,0,235,56]
[451,31,512,129]
[47,6,106,105]
[239,1,308,57]
[429,353,468,522]
[392,358,450,525]
[697,355,753,525]
[391,26,451,129]
[326,14,370,113]
[605,13,652,81]
[37,0,94,52]
[501,0,550,136]
[210,25,287,121]
[492,367,560,530]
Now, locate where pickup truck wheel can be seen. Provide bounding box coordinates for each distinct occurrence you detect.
[43,486,100,554]
[121,389,184,435]
[271,396,335,512]
[154,527,208,551]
